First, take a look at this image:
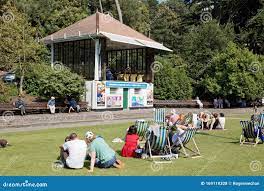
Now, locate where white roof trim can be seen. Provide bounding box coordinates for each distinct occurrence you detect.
[100,32,172,52]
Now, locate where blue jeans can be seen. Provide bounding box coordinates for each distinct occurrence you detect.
[95,156,116,168]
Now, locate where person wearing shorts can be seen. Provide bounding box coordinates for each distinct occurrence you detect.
[85,131,124,172]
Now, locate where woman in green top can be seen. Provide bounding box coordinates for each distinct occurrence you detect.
[85,131,124,173]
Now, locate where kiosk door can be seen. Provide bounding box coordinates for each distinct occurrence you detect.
[123,88,129,109]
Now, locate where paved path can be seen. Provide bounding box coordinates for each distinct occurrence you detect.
[0,107,262,133]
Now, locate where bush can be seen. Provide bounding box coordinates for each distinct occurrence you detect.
[202,42,264,101]
[154,54,193,100]
[0,82,18,103]
[24,63,85,100]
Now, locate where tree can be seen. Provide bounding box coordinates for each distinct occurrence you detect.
[14,0,90,36]
[114,0,123,23]
[179,20,234,97]
[150,3,181,51]
[241,7,264,54]
[0,3,47,94]
[202,42,264,100]
[154,55,193,100]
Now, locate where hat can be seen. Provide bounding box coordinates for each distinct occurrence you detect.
[51,97,55,100]
[85,131,94,140]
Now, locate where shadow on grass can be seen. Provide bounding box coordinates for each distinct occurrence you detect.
[197,131,237,141]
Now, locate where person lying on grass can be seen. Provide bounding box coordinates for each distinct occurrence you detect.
[85,131,124,173]
[59,133,87,169]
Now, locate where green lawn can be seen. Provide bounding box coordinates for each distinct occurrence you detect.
[0,114,263,176]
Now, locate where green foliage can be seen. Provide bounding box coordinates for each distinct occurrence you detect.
[14,0,89,36]
[202,42,264,100]
[150,2,182,51]
[24,63,85,99]
[0,81,18,103]
[154,55,192,100]
[182,21,234,79]
[0,3,48,71]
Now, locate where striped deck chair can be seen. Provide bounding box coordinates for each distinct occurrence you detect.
[153,108,166,126]
[240,120,260,146]
[256,114,264,128]
[135,120,149,141]
[146,126,175,163]
[174,128,201,158]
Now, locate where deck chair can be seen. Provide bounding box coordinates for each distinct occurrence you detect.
[135,120,149,141]
[239,120,260,146]
[256,114,264,128]
[146,126,175,163]
[153,108,166,126]
[173,128,201,158]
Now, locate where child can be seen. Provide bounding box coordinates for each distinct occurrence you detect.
[121,125,139,157]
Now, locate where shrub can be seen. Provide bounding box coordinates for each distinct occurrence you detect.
[0,81,18,103]
[24,63,85,100]
[154,54,193,100]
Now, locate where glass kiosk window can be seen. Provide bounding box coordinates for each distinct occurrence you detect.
[134,89,141,95]
[110,88,118,94]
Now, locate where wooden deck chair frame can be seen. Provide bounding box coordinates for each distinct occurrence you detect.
[240,120,260,146]
[146,126,174,164]
[174,128,201,158]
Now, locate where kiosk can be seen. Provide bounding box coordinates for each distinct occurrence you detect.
[43,12,171,110]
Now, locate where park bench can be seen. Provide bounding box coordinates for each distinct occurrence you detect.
[0,101,89,115]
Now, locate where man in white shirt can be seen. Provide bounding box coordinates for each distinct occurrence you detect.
[60,133,87,169]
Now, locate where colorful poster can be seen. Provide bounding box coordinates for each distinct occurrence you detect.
[96,81,106,107]
[107,96,122,108]
[146,84,154,106]
[131,96,144,107]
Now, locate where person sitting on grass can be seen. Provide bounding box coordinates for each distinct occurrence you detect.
[121,125,139,157]
[59,133,87,169]
[85,131,124,173]
[68,98,80,113]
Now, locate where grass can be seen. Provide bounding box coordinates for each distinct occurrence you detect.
[0,114,263,176]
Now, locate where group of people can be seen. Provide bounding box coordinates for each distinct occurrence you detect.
[47,96,80,114]
[197,112,225,130]
[60,132,124,172]
[14,96,80,115]
[213,98,230,109]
